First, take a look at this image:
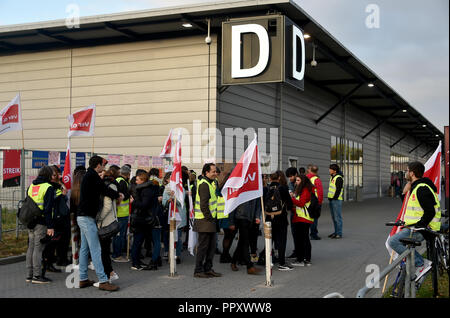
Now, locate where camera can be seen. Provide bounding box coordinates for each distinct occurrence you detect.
[310,60,318,68]
[205,36,212,45]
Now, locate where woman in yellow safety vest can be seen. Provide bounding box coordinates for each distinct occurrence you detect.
[290,175,315,267]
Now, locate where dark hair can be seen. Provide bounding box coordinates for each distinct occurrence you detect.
[275,170,287,186]
[51,165,61,174]
[285,167,298,178]
[38,166,54,182]
[74,165,86,174]
[408,161,425,179]
[70,169,86,207]
[104,169,115,182]
[149,168,160,177]
[308,164,319,174]
[109,165,120,179]
[299,167,306,175]
[89,155,104,169]
[202,163,216,175]
[329,164,340,172]
[269,172,279,181]
[294,174,314,197]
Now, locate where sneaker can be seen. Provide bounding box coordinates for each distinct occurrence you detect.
[310,235,321,240]
[303,260,312,267]
[93,282,100,288]
[205,270,222,277]
[112,256,129,263]
[333,235,342,239]
[99,281,119,292]
[131,264,144,271]
[328,233,336,238]
[414,259,432,281]
[277,264,294,271]
[88,262,95,270]
[247,267,262,275]
[291,261,305,267]
[109,272,119,282]
[31,276,51,284]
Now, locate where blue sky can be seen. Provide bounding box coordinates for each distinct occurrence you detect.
[0,0,448,132]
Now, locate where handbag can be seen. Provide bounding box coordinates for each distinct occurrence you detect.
[98,219,119,240]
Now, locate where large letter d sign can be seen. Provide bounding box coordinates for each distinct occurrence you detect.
[231,24,270,78]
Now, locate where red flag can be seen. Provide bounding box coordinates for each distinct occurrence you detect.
[62,140,72,190]
[67,104,95,137]
[423,141,442,199]
[2,149,21,187]
[385,191,410,257]
[159,129,173,158]
[221,134,263,215]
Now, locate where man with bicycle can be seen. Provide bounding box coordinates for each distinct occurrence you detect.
[388,161,441,282]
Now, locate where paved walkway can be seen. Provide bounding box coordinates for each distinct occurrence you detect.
[0,197,407,298]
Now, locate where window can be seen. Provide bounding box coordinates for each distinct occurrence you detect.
[331,136,363,201]
[390,152,409,194]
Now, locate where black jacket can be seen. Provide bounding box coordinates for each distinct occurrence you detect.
[131,181,160,233]
[228,198,262,226]
[77,167,119,219]
[31,176,55,229]
[411,177,439,229]
[266,182,292,225]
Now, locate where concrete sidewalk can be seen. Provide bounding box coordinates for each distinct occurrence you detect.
[0,197,406,298]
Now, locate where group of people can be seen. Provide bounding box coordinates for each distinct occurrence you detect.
[25,155,350,290]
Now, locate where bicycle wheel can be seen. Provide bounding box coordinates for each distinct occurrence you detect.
[392,265,406,298]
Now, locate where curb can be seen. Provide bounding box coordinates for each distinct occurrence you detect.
[0,254,26,265]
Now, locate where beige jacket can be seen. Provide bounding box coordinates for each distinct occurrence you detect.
[97,183,118,229]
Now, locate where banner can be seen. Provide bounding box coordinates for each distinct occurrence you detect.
[32,151,49,168]
[137,155,150,167]
[152,156,163,167]
[67,104,95,137]
[0,94,22,136]
[48,151,60,165]
[2,150,21,187]
[221,134,263,215]
[124,155,135,166]
[75,153,86,168]
[107,154,121,166]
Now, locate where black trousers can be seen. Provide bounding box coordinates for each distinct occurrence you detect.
[249,222,259,255]
[272,221,288,266]
[222,228,237,258]
[55,216,71,263]
[293,222,311,262]
[232,219,253,269]
[194,232,216,273]
[99,236,113,278]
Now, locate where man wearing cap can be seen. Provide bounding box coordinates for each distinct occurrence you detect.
[112,165,132,262]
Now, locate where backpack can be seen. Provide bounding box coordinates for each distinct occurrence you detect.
[265,185,284,213]
[306,191,321,219]
[17,195,43,228]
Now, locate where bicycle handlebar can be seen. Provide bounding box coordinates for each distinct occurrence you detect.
[385,220,440,236]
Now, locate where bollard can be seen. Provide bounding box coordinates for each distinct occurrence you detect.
[264,221,273,286]
[169,218,177,277]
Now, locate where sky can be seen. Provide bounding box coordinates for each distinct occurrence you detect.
[0,0,448,132]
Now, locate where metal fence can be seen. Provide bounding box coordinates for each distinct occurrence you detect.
[0,149,168,238]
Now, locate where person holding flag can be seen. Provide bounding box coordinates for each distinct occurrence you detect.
[193,163,221,278]
[388,161,442,282]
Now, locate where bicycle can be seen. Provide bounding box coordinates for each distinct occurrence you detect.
[435,209,449,277]
[386,221,438,298]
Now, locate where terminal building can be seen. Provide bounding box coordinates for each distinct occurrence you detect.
[0,0,444,201]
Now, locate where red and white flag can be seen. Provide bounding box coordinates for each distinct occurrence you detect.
[159,129,173,158]
[67,104,96,137]
[0,94,22,136]
[62,140,72,191]
[169,130,184,222]
[424,141,442,200]
[221,134,263,216]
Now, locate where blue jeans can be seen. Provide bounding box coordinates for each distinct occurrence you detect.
[77,216,108,283]
[112,217,129,258]
[176,229,183,257]
[152,228,161,262]
[388,228,424,267]
[329,200,343,236]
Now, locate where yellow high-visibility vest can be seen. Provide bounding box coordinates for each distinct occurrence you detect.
[216,196,227,219]
[28,183,53,211]
[309,175,319,198]
[404,183,441,232]
[328,175,343,200]
[116,177,130,218]
[194,178,217,219]
[295,196,314,222]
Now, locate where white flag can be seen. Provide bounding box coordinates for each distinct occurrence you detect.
[423,141,442,200]
[159,129,173,158]
[0,94,22,135]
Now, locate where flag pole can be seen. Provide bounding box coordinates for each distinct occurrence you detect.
[169,197,176,277]
[92,136,95,155]
[260,195,272,287]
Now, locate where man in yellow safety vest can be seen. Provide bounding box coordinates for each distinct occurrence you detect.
[328,164,344,239]
[193,163,221,278]
[388,161,441,282]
